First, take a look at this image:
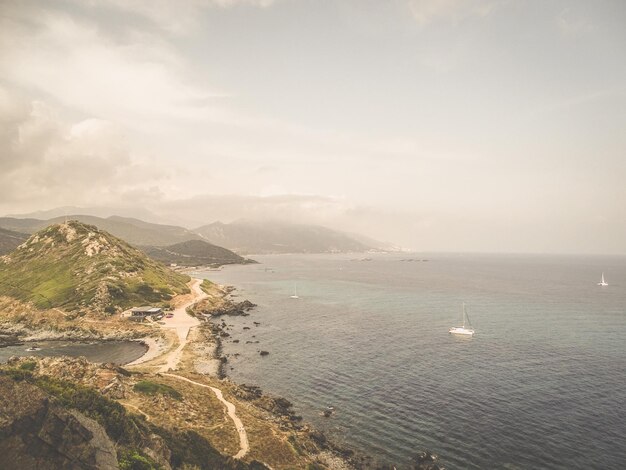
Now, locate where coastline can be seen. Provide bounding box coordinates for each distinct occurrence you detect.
[123,280,232,376]
[0,276,371,469]
[125,336,167,366]
[121,278,368,469]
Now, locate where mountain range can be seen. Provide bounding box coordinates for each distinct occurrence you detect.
[0,213,390,255]
[194,220,373,254]
[0,215,202,247]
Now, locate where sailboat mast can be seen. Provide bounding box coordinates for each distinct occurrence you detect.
[462,303,466,328]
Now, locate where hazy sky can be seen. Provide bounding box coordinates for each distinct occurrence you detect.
[1,0,625,253]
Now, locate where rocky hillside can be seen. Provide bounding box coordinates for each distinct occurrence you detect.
[0,221,190,314]
[0,358,266,470]
[142,239,256,267]
[0,227,28,255]
[194,220,374,254]
[0,356,364,470]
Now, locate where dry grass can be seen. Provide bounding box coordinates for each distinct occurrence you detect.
[0,295,153,339]
[123,373,241,457]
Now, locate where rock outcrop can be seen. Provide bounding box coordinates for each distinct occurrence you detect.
[205,299,256,317]
[0,376,119,469]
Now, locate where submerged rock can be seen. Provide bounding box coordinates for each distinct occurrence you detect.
[411,451,445,470]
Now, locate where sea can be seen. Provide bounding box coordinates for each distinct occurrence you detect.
[195,253,626,469]
[0,340,146,365]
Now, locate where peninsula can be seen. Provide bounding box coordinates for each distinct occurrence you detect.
[0,221,361,469]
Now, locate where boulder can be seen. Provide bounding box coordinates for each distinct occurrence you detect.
[0,376,119,469]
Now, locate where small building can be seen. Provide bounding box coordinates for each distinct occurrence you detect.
[129,306,162,321]
[131,306,162,315]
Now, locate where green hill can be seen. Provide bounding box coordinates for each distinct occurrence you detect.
[0,221,190,313]
[142,239,256,267]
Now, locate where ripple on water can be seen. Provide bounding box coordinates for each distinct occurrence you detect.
[199,254,626,469]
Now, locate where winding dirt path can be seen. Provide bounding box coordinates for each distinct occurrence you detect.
[162,373,249,459]
[157,279,206,372]
[121,402,152,421]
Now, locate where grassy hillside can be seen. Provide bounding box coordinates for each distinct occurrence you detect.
[142,239,255,267]
[0,221,190,313]
[194,220,373,254]
[0,228,28,255]
[0,215,202,246]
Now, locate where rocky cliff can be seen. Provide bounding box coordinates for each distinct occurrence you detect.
[0,375,119,469]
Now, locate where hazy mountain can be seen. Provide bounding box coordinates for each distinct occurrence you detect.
[0,228,28,256]
[0,221,189,313]
[141,240,255,267]
[6,206,164,224]
[0,215,202,247]
[194,220,374,254]
[345,232,403,252]
[0,211,392,255]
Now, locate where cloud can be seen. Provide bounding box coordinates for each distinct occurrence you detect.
[407,0,506,26]
[72,0,279,33]
[0,7,224,129]
[0,87,165,212]
[556,8,594,37]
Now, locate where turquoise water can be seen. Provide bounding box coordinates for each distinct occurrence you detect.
[196,253,626,469]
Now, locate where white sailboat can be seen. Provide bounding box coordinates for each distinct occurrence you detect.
[449,303,475,336]
[598,272,608,286]
[290,283,299,299]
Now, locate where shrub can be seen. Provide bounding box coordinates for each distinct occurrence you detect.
[200,280,214,295]
[1,369,33,381]
[307,464,326,470]
[118,449,160,470]
[19,361,37,371]
[133,380,182,400]
[34,376,147,444]
[104,305,117,314]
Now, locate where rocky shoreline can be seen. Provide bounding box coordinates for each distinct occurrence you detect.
[189,284,446,470]
[180,283,374,468]
[0,332,23,348]
[186,285,371,469]
[0,283,444,469]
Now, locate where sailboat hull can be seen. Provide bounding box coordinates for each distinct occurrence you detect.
[598,273,608,286]
[449,327,474,336]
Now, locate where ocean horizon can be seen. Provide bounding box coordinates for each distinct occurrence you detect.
[196,252,626,469]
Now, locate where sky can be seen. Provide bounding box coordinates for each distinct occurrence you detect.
[1,0,625,253]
